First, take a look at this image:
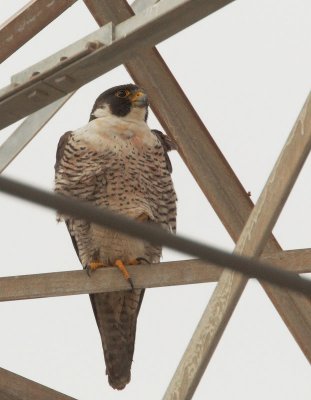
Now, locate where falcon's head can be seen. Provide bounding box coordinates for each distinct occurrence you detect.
[89,84,149,122]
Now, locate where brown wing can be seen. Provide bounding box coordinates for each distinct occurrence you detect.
[54,131,73,173]
[55,131,82,262]
[151,129,176,173]
[151,129,177,151]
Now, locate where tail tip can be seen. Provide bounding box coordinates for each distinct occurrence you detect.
[108,374,131,390]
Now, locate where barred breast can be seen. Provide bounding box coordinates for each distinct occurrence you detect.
[55,117,176,266]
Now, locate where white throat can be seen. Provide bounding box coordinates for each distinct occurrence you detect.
[92,104,146,123]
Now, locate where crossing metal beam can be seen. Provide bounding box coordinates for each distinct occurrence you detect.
[0,0,77,63]
[164,91,311,399]
[0,0,235,130]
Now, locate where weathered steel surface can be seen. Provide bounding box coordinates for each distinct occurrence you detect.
[0,367,76,400]
[0,260,220,302]
[0,0,235,129]
[0,93,73,172]
[0,249,309,302]
[164,92,311,399]
[0,0,77,63]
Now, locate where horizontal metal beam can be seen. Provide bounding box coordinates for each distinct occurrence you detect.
[0,0,77,63]
[0,0,235,130]
[85,0,311,365]
[0,249,310,302]
[263,248,311,273]
[0,175,310,296]
[0,367,76,400]
[164,90,311,399]
[0,260,220,302]
[0,93,73,173]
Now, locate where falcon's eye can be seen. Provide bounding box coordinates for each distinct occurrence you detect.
[116,89,130,98]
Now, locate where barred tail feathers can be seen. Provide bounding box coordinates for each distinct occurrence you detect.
[89,289,145,390]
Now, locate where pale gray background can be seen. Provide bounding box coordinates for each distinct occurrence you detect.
[0,1,310,399]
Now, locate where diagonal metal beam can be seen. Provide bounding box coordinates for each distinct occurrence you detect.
[84,0,311,362]
[0,0,236,130]
[0,367,76,400]
[164,91,311,399]
[132,0,160,13]
[0,249,310,302]
[0,0,77,63]
[0,93,73,173]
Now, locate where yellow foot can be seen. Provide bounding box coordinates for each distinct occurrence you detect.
[86,260,105,277]
[114,259,134,290]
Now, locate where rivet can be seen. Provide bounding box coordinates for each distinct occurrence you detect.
[86,40,103,51]
[54,75,75,85]
[27,89,48,100]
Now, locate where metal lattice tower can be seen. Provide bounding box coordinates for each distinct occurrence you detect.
[0,1,310,399]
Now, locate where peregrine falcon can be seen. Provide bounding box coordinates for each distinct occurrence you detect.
[54,84,177,390]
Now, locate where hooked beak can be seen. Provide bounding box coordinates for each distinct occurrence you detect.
[130,90,148,107]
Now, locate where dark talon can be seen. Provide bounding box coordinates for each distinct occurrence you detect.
[128,277,134,291]
[136,257,150,264]
[86,267,92,277]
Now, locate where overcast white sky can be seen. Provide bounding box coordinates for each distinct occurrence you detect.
[0,1,310,399]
